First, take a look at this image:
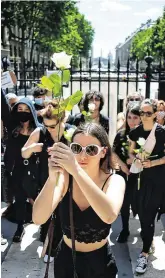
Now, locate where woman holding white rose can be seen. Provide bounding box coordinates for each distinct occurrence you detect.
[33,123,125,278]
[71,90,109,134]
[113,104,141,243]
[128,99,165,275]
[22,100,72,263]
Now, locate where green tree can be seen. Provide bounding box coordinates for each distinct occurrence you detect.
[131,27,154,60]
[131,7,165,61]
[151,10,165,60]
[1,1,67,65]
[40,2,94,59]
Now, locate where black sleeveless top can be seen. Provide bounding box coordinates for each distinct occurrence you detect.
[59,174,112,244]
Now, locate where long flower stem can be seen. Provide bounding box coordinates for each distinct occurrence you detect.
[138,172,141,190]
[55,70,64,186]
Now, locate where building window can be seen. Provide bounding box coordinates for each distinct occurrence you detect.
[10,45,13,56]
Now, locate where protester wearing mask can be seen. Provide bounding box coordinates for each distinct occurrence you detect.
[117,92,143,131]
[33,87,51,123]
[3,98,42,242]
[156,100,165,126]
[71,90,109,134]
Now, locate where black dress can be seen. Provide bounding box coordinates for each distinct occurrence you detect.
[4,133,31,224]
[113,130,138,228]
[129,124,165,219]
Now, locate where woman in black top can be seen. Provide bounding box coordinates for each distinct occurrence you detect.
[33,123,125,278]
[4,98,42,242]
[129,99,165,275]
[70,90,109,134]
[113,105,141,243]
[22,100,72,263]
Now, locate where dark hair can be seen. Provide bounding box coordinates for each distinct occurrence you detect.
[42,99,65,120]
[122,104,141,137]
[83,90,104,112]
[141,99,157,113]
[33,87,48,97]
[71,123,113,173]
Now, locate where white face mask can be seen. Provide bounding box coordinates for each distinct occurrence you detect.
[45,96,52,102]
[34,98,44,106]
[128,100,141,107]
[157,111,165,119]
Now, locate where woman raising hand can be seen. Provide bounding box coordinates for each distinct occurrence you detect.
[33,123,125,278]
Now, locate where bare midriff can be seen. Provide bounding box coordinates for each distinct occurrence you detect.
[63,235,108,252]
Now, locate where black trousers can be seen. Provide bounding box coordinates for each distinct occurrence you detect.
[139,209,157,253]
[118,171,138,231]
[54,240,118,278]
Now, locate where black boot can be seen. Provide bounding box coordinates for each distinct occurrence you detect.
[13,224,25,243]
[117,229,130,243]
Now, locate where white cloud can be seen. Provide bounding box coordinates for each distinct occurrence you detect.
[100,0,132,12]
[134,7,162,17]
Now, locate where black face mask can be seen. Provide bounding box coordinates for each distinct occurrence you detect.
[16,111,33,123]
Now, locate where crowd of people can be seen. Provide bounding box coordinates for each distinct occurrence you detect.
[1,84,165,277]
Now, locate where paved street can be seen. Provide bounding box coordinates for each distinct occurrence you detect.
[1,202,165,278]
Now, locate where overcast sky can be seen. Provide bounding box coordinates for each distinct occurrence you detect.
[77,0,164,58]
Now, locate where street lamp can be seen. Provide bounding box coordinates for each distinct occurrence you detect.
[145,55,153,98]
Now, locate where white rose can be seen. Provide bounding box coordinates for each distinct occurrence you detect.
[51,52,72,69]
[88,103,95,112]
[67,127,76,138]
[64,127,76,142]
[137,137,146,146]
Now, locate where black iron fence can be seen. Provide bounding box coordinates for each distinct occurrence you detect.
[2,56,165,116]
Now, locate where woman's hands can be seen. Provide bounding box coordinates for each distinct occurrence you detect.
[141,160,152,168]
[48,142,79,177]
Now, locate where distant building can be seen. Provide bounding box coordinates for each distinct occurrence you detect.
[115,20,155,68]
[107,51,113,63]
[1,24,49,69]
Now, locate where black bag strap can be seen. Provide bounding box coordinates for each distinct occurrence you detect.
[44,214,55,278]
[69,175,78,278]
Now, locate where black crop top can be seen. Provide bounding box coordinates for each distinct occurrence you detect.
[59,174,112,244]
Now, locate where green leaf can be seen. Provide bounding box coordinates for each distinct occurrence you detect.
[62,70,70,83]
[60,97,70,110]
[82,111,87,116]
[41,76,54,90]
[133,149,140,154]
[52,85,62,97]
[63,131,72,142]
[49,73,61,85]
[65,90,83,111]
[49,74,62,97]
[37,84,47,89]
[52,109,64,117]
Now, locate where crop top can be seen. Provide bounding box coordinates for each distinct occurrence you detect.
[59,174,112,244]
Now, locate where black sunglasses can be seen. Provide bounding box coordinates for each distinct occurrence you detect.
[140,111,154,117]
[129,98,140,101]
[44,121,59,129]
[89,96,100,101]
